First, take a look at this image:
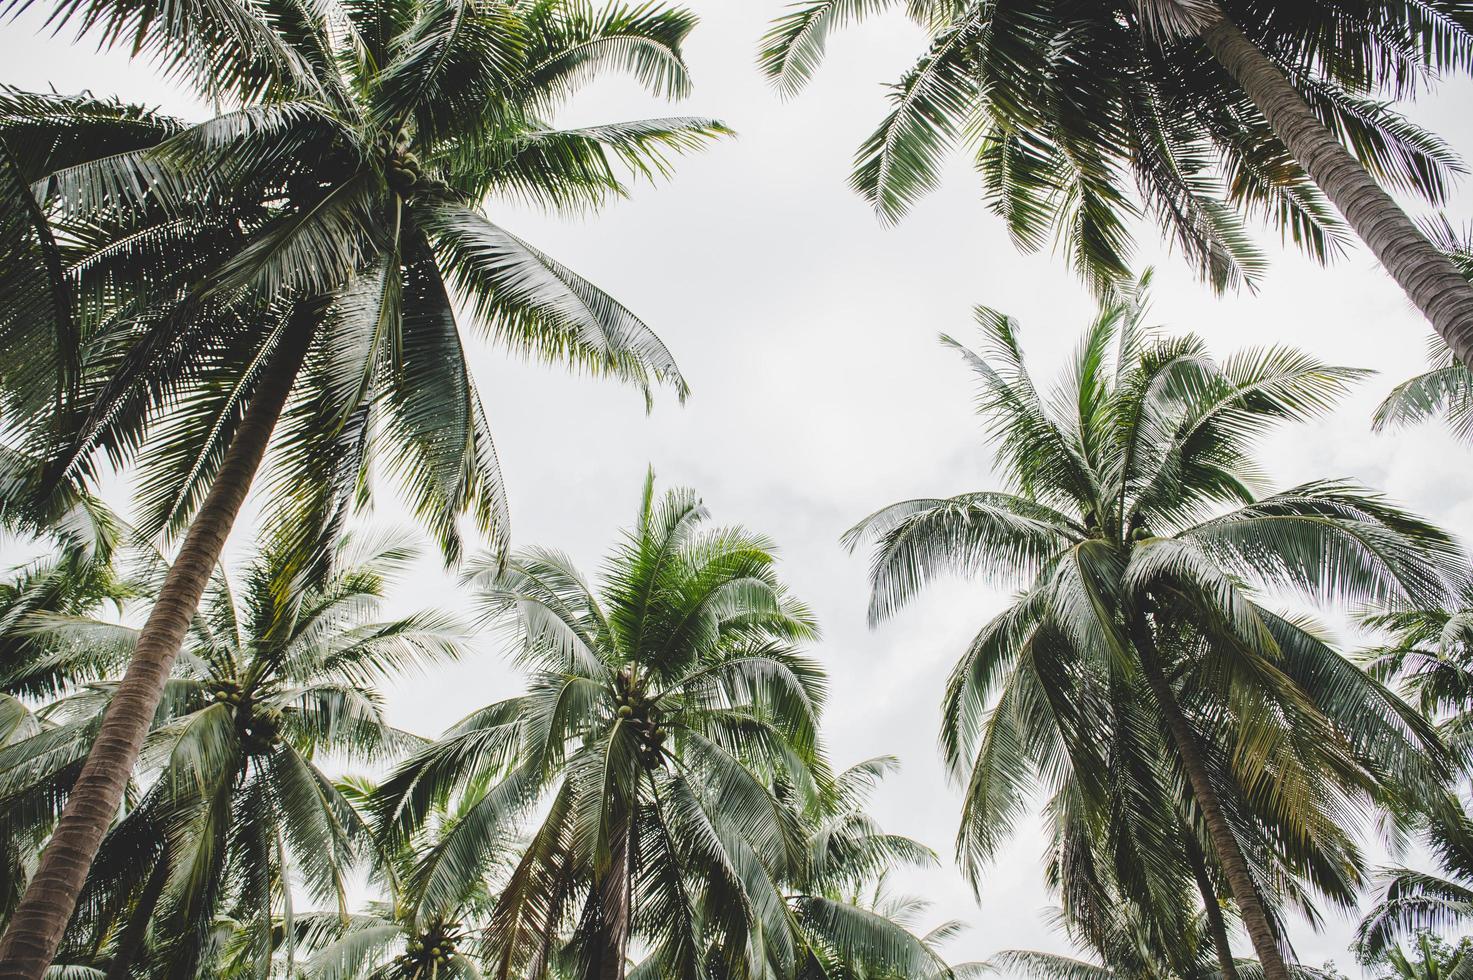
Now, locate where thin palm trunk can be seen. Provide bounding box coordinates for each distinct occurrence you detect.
[0,313,316,980]
[101,859,168,980]
[1133,620,1289,980]
[1182,819,1240,980]
[1196,4,1473,367]
[587,817,633,980]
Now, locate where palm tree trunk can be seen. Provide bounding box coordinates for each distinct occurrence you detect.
[1182,819,1240,980]
[1133,621,1289,980]
[102,859,168,980]
[1195,3,1473,367]
[585,821,632,980]
[0,314,316,980]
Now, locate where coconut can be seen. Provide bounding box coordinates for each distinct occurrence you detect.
[617,705,633,718]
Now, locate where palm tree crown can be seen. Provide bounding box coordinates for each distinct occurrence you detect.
[284,775,518,980]
[0,4,724,970]
[0,531,465,977]
[844,278,1462,980]
[372,474,826,980]
[760,0,1473,363]
[774,755,976,980]
[5,0,725,563]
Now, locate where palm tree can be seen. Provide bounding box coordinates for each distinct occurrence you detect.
[281,776,517,980]
[0,498,139,917]
[1354,585,1473,961]
[1358,858,1473,968]
[988,927,1344,980]
[843,281,1460,980]
[1363,579,1473,732]
[760,1,1473,365]
[1374,221,1473,443]
[777,882,975,980]
[0,498,141,701]
[0,530,465,977]
[769,755,979,980]
[1365,934,1472,980]
[0,2,723,970]
[371,474,826,980]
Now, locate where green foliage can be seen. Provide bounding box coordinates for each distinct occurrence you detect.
[1356,580,1473,962]
[846,275,1462,965]
[0,0,727,585]
[4,0,1473,974]
[760,1,1471,296]
[1374,221,1473,444]
[0,530,466,976]
[1364,933,1473,980]
[370,474,830,978]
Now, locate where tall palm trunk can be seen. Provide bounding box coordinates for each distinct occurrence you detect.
[1132,621,1289,980]
[585,816,633,980]
[0,314,316,980]
[1194,3,1473,367]
[101,860,168,980]
[1182,819,1240,980]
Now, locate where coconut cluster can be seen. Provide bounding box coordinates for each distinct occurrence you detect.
[385,129,424,196]
[612,669,668,771]
[210,679,243,706]
[404,925,460,969]
[210,680,282,753]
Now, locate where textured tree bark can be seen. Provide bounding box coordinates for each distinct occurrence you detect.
[1134,622,1289,980]
[1196,4,1473,367]
[0,314,315,980]
[1182,820,1241,980]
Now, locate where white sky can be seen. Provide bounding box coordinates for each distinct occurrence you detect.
[5,2,1473,973]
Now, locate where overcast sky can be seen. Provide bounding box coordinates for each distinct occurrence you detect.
[5,2,1473,973]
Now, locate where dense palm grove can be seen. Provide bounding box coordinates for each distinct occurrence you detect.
[6,0,1473,978]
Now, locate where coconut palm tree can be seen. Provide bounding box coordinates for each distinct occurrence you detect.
[777,882,976,980]
[1365,934,1472,980]
[766,756,978,980]
[1374,221,1473,444]
[370,474,825,980]
[987,930,1344,980]
[1357,856,1473,968]
[843,281,1460,980]
[1353,584,1473,962]
[0,2,723,970]
[274,775,517,980]
[0,497,141,701]
[0,530,465,977]
[760,1,1473,365]
[1363,579,1473,735]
